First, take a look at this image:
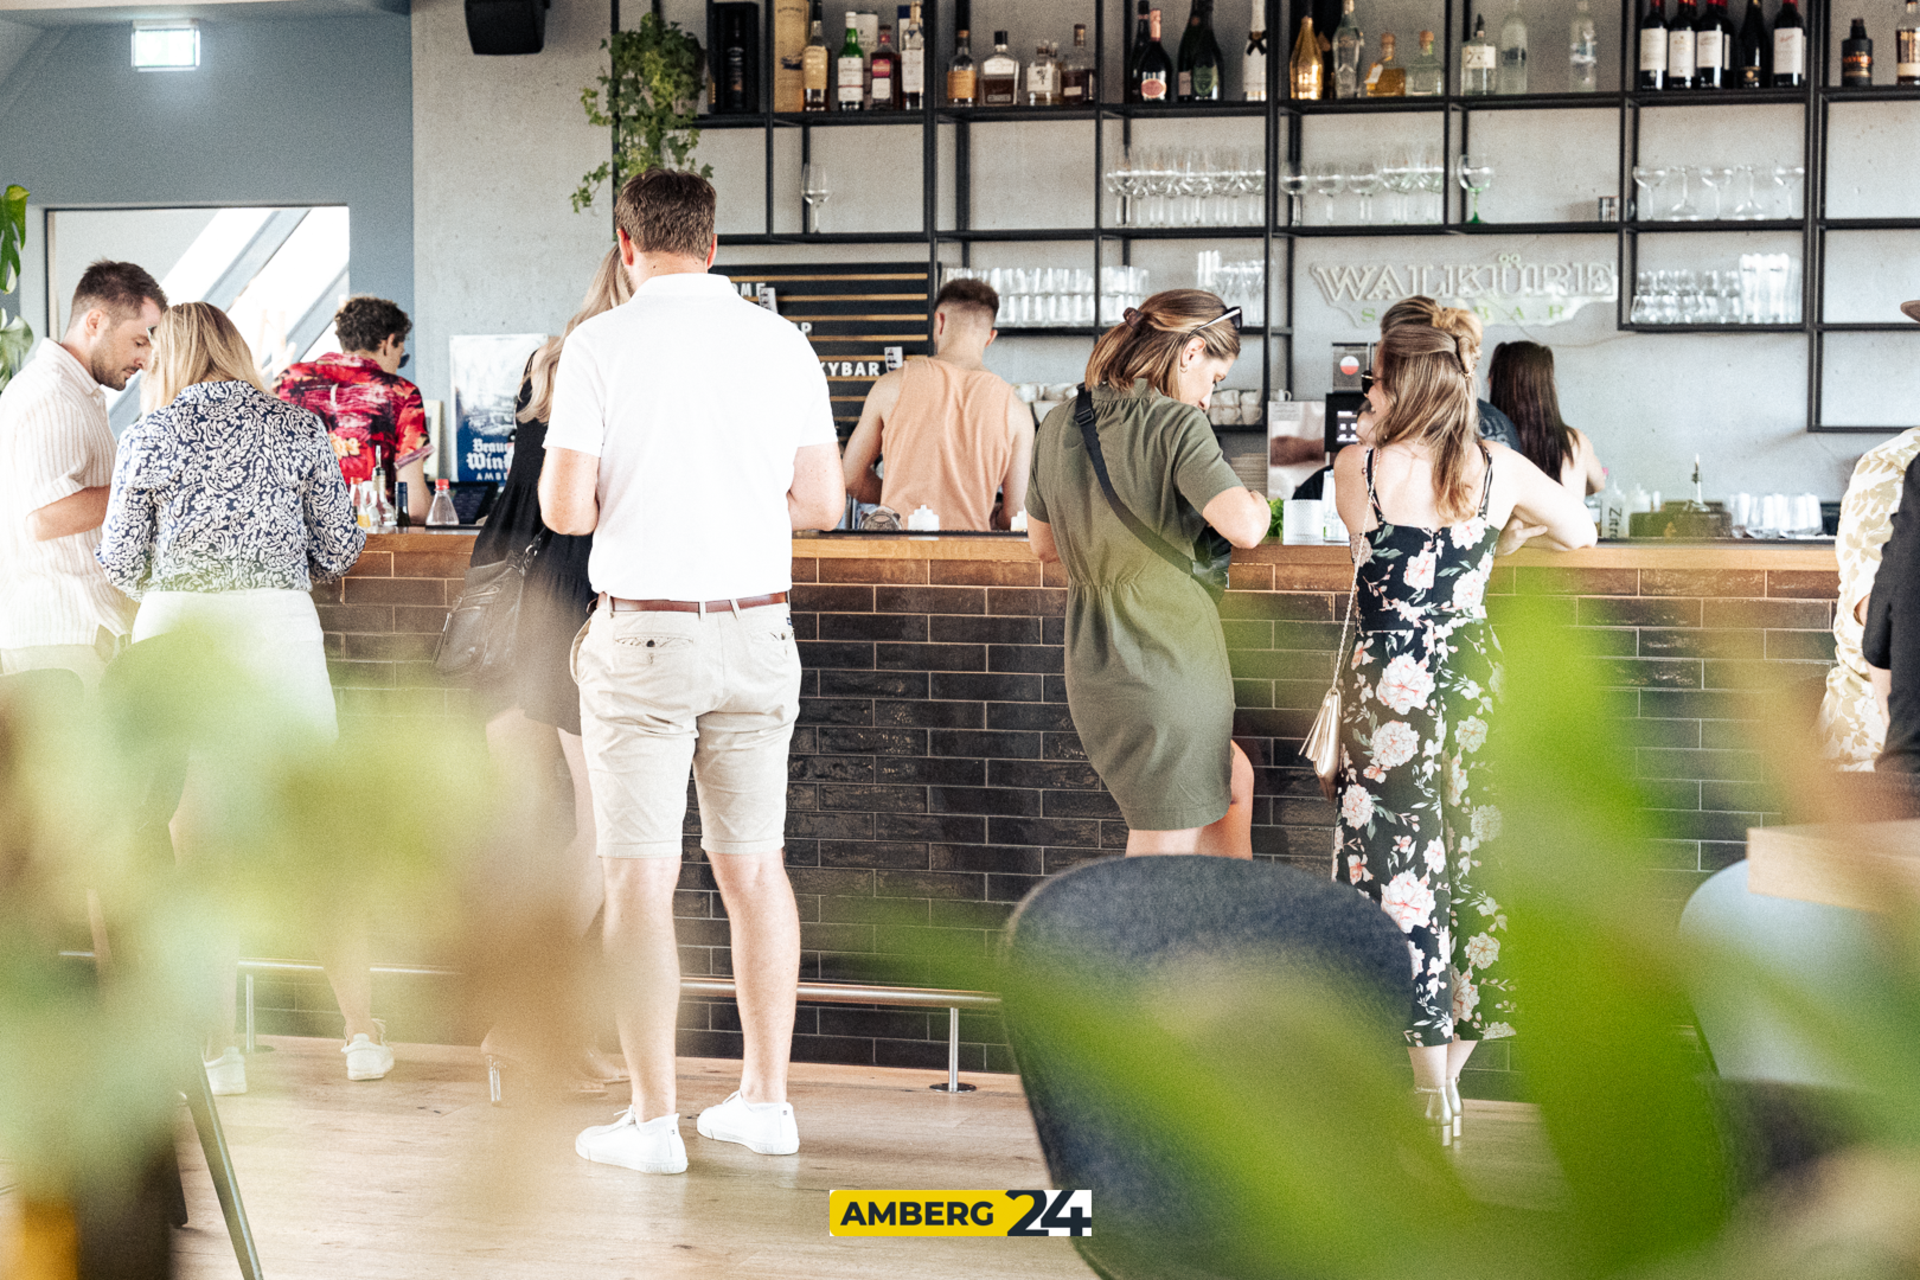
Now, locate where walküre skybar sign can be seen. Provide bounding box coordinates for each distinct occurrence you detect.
[1309,252,1619,329]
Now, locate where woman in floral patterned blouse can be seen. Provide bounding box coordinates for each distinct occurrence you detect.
[1328,318,1594,1140]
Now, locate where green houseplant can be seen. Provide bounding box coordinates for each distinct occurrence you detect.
[0,183,33,392]
[571,10,712,213]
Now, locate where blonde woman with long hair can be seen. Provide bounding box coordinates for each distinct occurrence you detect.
[1026,290,1270,857]
[1329,318,1594,1141]
[467,248,632,1093]
[97,300,376,1094]
[1378,296,1521,452]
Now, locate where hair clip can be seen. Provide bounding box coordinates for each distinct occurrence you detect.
[1122,307,1145,329]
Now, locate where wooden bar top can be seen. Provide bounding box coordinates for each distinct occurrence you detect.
[1748,820,1920,913]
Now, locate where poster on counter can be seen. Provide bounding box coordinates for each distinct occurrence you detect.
[450,334,544,483]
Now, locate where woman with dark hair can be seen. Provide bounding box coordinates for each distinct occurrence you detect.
[1331,318,1595,1141]
[1025,290,1270,857]
[1487,341,1605,495]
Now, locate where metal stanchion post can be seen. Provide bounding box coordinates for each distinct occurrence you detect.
[243,974,255,1053]
[929,1006,975,1093]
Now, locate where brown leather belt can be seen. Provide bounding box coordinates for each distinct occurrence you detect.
[601,591,787,614]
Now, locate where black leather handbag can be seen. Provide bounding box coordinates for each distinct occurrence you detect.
[1073,385,1233,604]
[434,536,545,683]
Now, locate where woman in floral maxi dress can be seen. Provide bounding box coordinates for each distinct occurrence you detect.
[1328,317,1596,1139]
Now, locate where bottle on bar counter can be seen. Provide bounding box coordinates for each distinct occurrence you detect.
[1178,0,1225,100]
[1667,0,1696,88]
[836,14,865,110]
[1027,40,1060,105]
[1289,12,1323,98]
[1062,24,1095,102]
[1570,0,1598,89]
[1638,0,1668,90]
[1132,2,1175,102]
[803,2,829,109]
[1694,0,1732,87]
[871,24,899,106]
[425,478,459,527]
[947,22,977,103]
[1497,0,1528,94]
[1244,1,1268,100]
[1771,0,1806,87]
[1902,0,1920,86]
[1367,32,1405,94]
[1843,17,1874,86]
[899,4,924,107]
[1331,0,1363,98]
[1461,13,1496,95]
[396,482,410,529]
[980,30,1018,105]
[1734,0,1767,84]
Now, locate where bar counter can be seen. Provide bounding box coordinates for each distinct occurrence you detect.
[312,532,1838,1089]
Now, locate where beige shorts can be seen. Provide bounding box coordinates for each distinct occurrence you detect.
[571,601,800,859]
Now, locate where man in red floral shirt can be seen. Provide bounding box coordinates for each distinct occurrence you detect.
[276,296,432,522]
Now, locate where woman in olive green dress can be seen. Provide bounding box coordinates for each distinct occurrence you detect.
[1025,291,1272,856]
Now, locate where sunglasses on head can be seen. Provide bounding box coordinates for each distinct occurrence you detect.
[1190,306,1242,335]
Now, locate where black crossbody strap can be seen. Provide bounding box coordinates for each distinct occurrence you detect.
[1074,385,1206,581]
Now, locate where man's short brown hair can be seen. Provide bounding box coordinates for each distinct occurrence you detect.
[70,259,167,328]
[614,169,717,261]
[935,279,998,326]
[334,296,412,353]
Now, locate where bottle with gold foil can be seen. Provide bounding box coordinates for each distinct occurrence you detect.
[1289,15,1323,98]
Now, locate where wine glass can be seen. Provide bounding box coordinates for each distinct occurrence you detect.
[1697,165,1734,220]
[1456,154,1493,224]
[1310,161,1346,225]
[1771,161,1806,219]
[1278,160,1310,227]
[1181,148,1217,227]
[1234,150,1265,228]
[1414,145,1446,223]
[1346,158,1382,226]
[1629,164,1668,222]
[1380,145,1417,225]
[802,162,831,233]
[1666,164,1702,221]
[1105,151,1135,226]
[1728,163,1765,220]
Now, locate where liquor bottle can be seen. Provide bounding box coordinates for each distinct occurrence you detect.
[1461,13,1496,95]
[1771,0,1806,87]
[1667,0,1697,89]
[395,482,410,529]
[1638,0,1668,90]
[1331,0,1364,98]
[836,14,865,110]
[871,24,900,107]
[1693,0,1732,87]
[1498,0,1528,94]
[899,3,925,107]
[1734,0,1767,84]
[721,9,752,111]
[1289,14,1324,97]
[1027,40,1061,105]
[1901,0,1920,86]
[425,478,459,527]
[1062,23,1096,102]
[1178,0,1226,100]
[1367,31,1406,94]
[980,30,1019,105]
[1570,0,1599,89]
[1402,27,1441,94]
[1244,0,1268,100]
[1132,3,1176,102]
[803,3,829,109]
[947,24,977,103]
[1843,17,1874,85]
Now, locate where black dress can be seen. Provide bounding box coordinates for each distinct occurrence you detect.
[469,376,595,735]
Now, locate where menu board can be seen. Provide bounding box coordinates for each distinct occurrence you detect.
[718,260,932,440]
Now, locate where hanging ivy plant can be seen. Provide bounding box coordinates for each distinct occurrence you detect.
[0,183,34,392]
[572,12,713,214]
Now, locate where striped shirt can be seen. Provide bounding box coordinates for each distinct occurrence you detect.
[0,342,136,647]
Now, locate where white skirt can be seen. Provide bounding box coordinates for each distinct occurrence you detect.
[132,589,338,741]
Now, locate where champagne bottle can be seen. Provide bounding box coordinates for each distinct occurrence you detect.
[1177,0,1225,100]
[1693,0,1731,88]
[1570,0,1599,90]
[1638,0,1668,90]
[1666,0,1697,89]
[1290,14,1324,97]
[1901,0,1920,86]
[1734,0,1767,85]
[1771,0,1805,87]
[1131,3,1175,102]
[1842,16,1873,86]
[1331,0,1363,98]
[1244,0,1268,100]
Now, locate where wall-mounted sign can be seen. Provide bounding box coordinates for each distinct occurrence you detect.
[1308,252,1619,330]
[450,333,543,483]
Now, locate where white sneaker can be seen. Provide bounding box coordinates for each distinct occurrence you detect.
[343,1033,394,1081]
[696,1091,799,1155]
[575,1108,688,1174]
[205,1048,246,1096]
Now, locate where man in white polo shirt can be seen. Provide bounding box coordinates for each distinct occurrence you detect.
[0,260,166,689]
[541,168,844,1176]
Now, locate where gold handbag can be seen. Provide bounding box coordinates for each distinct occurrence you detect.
[1301,569,1359,805]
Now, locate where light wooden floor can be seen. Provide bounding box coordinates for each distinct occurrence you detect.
[13,1036,1564,1278]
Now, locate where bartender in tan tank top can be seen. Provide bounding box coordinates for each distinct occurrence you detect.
[842,280,1035,531]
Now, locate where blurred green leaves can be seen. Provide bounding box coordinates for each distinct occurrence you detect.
[0,181,33,392]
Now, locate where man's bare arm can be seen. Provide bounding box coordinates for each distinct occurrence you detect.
[791,441,847,531]
[539,446,601,536]
[27,486,111,541]
[993,400,1036,530]
[842,373,900,506]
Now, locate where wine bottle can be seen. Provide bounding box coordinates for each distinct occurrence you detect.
[1771,0,1805,87]
[1638,0,1668,90]
[1570,0,1599,90]
[1462,13,1496,95]
[1667,0,1697,89]
[1331,0,1364,98]
[1842,17,1873,86]
[836,14,865,110]
[899,3,925,108]
[1406,27,1443,94]
[1901,0,1920,86]
[870,25,899,107]
[1497,0,1528,95]
[1132,3,1175,102]
[803,1,829,109]
[1693,0,1731,88]
[1734,0,1767,85]
[1178,0,1225,100]
[1290,14,1324,98]
[1243,0,1268,99]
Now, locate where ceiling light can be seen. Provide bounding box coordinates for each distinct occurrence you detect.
[132,21,199,71]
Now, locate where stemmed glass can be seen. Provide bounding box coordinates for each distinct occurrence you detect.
[1381,146,1417,225]
[1666,164,1702,221]
[1771,162,1806,219]
[802,162,831,233]
[1182,148,1218,227]
[1727,163,1766,220]
[1105,151,1134,226]
[1630,165,1667,223]
[1347,158,1381,226]
[1277,160,1310,227]
[1456,154,1493,224]
[1414,145,1446,223]
[1697,165,1733,221]
[1236,150,1265,227]
[1311,161,1346,225]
